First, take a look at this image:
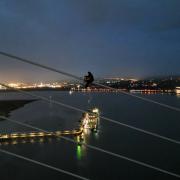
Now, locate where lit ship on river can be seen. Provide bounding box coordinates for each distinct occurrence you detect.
[0,108,100,141]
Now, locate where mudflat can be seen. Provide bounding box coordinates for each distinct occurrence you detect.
[0,99,37,117]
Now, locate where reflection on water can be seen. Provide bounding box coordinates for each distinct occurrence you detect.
[0,91,180,180]
[76,145,82,160]
[0,137,57,146]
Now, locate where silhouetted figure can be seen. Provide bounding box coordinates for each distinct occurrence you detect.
[84,72,94,88]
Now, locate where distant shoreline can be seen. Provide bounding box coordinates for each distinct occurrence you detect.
[0,87,178,95]
[0,99,37,117]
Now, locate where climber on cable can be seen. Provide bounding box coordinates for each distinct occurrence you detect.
[84,72,94,88]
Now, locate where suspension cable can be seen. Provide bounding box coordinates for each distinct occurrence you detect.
[0,51,82,80]
[0,148,89,180]
[1,82,180,145]
[1,115,180,179]
[1,51,180,178]
[0,51,180,113]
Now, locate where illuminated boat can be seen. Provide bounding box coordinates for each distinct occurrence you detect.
[0,108,100,142]
[82,108,99,131]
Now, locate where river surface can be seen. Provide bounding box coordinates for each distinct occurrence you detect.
[0,91,180,180]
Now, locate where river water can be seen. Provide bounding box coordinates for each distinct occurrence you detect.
[0,91,180,180]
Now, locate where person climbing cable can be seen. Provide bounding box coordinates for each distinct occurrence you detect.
[84,72,94,88]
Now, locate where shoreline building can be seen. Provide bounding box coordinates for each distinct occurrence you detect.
[175,87,180,94]
[0,85,7,90]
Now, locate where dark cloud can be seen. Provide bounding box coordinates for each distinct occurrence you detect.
[0,0,180,82]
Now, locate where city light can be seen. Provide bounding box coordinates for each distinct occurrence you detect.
[0,82,65,89]
[0,77,179,94]
[0,85,7,90]
[176,87,180,94]
[69,90,73,95]
[92,108,99,113]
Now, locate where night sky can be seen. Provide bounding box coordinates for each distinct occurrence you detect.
[0,0,180,82]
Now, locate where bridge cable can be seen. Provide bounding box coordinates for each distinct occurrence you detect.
[0,144,89,180]
[1,82,180,145]
[1,52,180,177]
[0,115,180,179]
[0,51,180,113]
